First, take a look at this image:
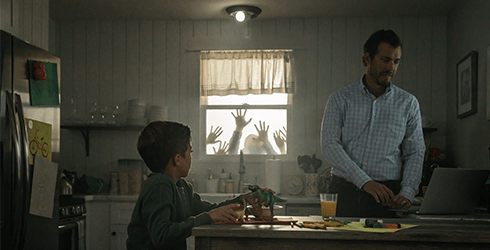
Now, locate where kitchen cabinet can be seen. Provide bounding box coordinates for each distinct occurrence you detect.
[61,124,143,156]
[85,197,111,250]
[1,0,20,35]
[1,0,50,49]
[283,196,321,216]
[110,201,136,250]
[84,195,319,250]
[84,195,137,250]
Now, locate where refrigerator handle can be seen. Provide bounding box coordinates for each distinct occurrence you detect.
[5,92,25,250]
[14,93,31,249]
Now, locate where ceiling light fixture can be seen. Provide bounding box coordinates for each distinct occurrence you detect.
[226,5,262,22]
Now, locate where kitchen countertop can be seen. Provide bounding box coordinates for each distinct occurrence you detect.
[80,194,319,204]
[80,194,139,202]
[193,215,490,250]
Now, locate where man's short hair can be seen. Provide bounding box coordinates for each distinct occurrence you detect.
[363,29,402,66]
[137,121,191,172]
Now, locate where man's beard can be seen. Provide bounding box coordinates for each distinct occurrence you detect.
[370,70,393,87]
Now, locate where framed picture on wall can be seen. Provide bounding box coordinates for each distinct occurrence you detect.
[457,51,478,118]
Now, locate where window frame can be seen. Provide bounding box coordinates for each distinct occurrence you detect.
[198,49,295,163]
[199,100,293,163]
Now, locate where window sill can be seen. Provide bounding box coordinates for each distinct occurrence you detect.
[193,154,293,164]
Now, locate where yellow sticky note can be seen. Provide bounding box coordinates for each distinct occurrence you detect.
[333,222,418,233]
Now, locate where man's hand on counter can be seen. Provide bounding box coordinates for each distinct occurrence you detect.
[362,180,395,205]
[362,181,411,209]
[388,194,411,209]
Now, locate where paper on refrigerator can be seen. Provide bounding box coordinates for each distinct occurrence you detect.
[30,155,58,218]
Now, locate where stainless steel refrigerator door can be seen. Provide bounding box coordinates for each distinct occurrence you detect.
[12,36,61,163]
[2,30,17,250]
[2,31,60,250]
[4,92,30,250]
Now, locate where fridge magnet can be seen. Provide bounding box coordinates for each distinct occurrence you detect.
[28,60,60,106]
[32,60,47,80]
[457,51,478,118]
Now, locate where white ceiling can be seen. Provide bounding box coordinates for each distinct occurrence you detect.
[50,0,460,21]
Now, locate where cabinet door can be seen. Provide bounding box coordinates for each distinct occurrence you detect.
[111,202,136,225]
[110,202,136,250]
[110,224,128,250]
[1,0,20,36]
[86,200,111,250]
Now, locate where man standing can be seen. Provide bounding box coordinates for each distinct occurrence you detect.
[321,30,426,218]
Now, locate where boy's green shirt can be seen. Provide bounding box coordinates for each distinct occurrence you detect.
[126,172,240,250]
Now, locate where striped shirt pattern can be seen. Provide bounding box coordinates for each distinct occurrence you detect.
[321,77,426,201]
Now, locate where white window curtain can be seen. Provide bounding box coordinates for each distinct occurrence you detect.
[200,50,294,96]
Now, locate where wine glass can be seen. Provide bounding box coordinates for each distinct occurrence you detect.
[99,106,109,124]
[70,98,83,124]
[88,102,98,125]
[109,105,120,125]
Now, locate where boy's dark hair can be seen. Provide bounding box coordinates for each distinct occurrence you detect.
[137,121,191,172]
[363,29,402,66]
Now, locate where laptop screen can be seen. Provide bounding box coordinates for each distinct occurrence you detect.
[417,168,490,215]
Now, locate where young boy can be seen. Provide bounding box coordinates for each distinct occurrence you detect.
[126,121,256,250]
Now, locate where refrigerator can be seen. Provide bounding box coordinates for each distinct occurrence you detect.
[1,30,60,249]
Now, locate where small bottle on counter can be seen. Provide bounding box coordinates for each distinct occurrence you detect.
[205,169,219,193]
[226,173,235,193]
[218,169,227,193]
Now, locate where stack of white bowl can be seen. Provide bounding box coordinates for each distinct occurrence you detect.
[148,105,168,122]
[127,99,147,126]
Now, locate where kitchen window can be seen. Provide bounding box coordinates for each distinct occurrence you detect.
[200,50,294,155]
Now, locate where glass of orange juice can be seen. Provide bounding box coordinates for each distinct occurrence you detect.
[320,193,338,221]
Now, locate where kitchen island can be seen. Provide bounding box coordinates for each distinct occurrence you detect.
[82,194,320,250]
[193,215,490,250]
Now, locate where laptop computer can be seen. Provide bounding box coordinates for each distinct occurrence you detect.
[404,168,490,215]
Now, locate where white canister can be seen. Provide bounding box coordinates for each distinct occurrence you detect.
[119,172,129,195]
[206,179,219,193]
[118,159,144,195]
[218,169,227,193]
[265,158,281,194]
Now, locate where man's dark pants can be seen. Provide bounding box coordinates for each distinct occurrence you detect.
[328,175,401,218]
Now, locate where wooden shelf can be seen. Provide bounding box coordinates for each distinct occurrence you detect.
[61,124,144,156]
[61,124,144,130]
[423,127,437,133]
